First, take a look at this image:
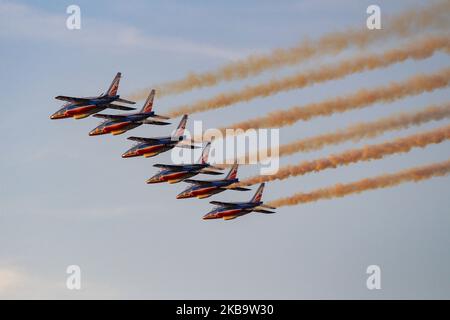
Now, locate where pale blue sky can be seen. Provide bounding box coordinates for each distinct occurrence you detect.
[0,0,449,299]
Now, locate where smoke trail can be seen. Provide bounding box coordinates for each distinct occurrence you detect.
[229,103,450,165]
[221,68,450,133]
[129,1,450,99]
[240,124,450,186]
[266,159,450,207]
[169,36,450,117]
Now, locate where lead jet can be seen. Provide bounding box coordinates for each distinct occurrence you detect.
[122,115,196,158]
[176,164,250,199]
[89,89,169,136]
[203,183,276,220]
[50,72,136,120]
[146,142,223,184]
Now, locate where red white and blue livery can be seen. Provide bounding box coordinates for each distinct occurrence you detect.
[147,142,223,184]
[51,72,136,120]
[203,183,276,220]
[122,115,197,158]
[89,89,170,136]
[176,164,250,199]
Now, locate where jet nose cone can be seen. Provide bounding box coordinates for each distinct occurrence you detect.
[89,128,100,136]
[122,151,133,158]
[50,112,62,120]
[50,109,68,119]
[146,177,158,184]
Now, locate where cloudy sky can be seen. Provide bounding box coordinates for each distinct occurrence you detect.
[0,0,449,299]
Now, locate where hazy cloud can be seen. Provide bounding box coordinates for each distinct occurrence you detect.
[0,1,247,60]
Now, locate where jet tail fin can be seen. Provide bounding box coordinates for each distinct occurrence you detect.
[106,72,121,96]
[251,183,265,203]
[225,164,239,180]
[199,142,212,164]
[141,89,155,113]
[172,115,188,139]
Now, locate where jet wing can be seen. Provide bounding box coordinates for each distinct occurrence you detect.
[253,207,276,214]
[176,144,201,149]
[141,119,171,126]
[153,164,187,169]
[93,114,128,120]
[106,104,136,111]
[208,165,226,171]
[225,186,252,191]
[55,95,90,103]
[259,204,276,210]
[183,179,213,185]
[151,114,171,120]
[127,136,164,143]
[199,169,223,175]
[116,98,136,104]
[209,201,240,207]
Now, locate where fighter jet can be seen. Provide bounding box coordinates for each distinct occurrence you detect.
[146,142,223,184]
[50,72,136,120]
[122,115,196,158]
[176,164,250,199]
[89,89,169,136]
[203,183,276,220]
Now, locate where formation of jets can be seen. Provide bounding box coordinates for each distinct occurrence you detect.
[50,72,276,220]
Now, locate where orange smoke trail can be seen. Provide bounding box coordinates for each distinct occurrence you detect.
[221,68,450,133]
[129,1,450,99]
[240,124,450,186]
[227,103,450,165]
[169,36,450,117]
[266,159,450,208]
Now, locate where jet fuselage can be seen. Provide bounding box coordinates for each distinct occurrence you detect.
[50,95,120,120]
[203,202,263,220]
[147,164,210,184]
[122,136,177,158]
[176,178,239,199]
[147,169,198,184]
[89,112,154,136]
